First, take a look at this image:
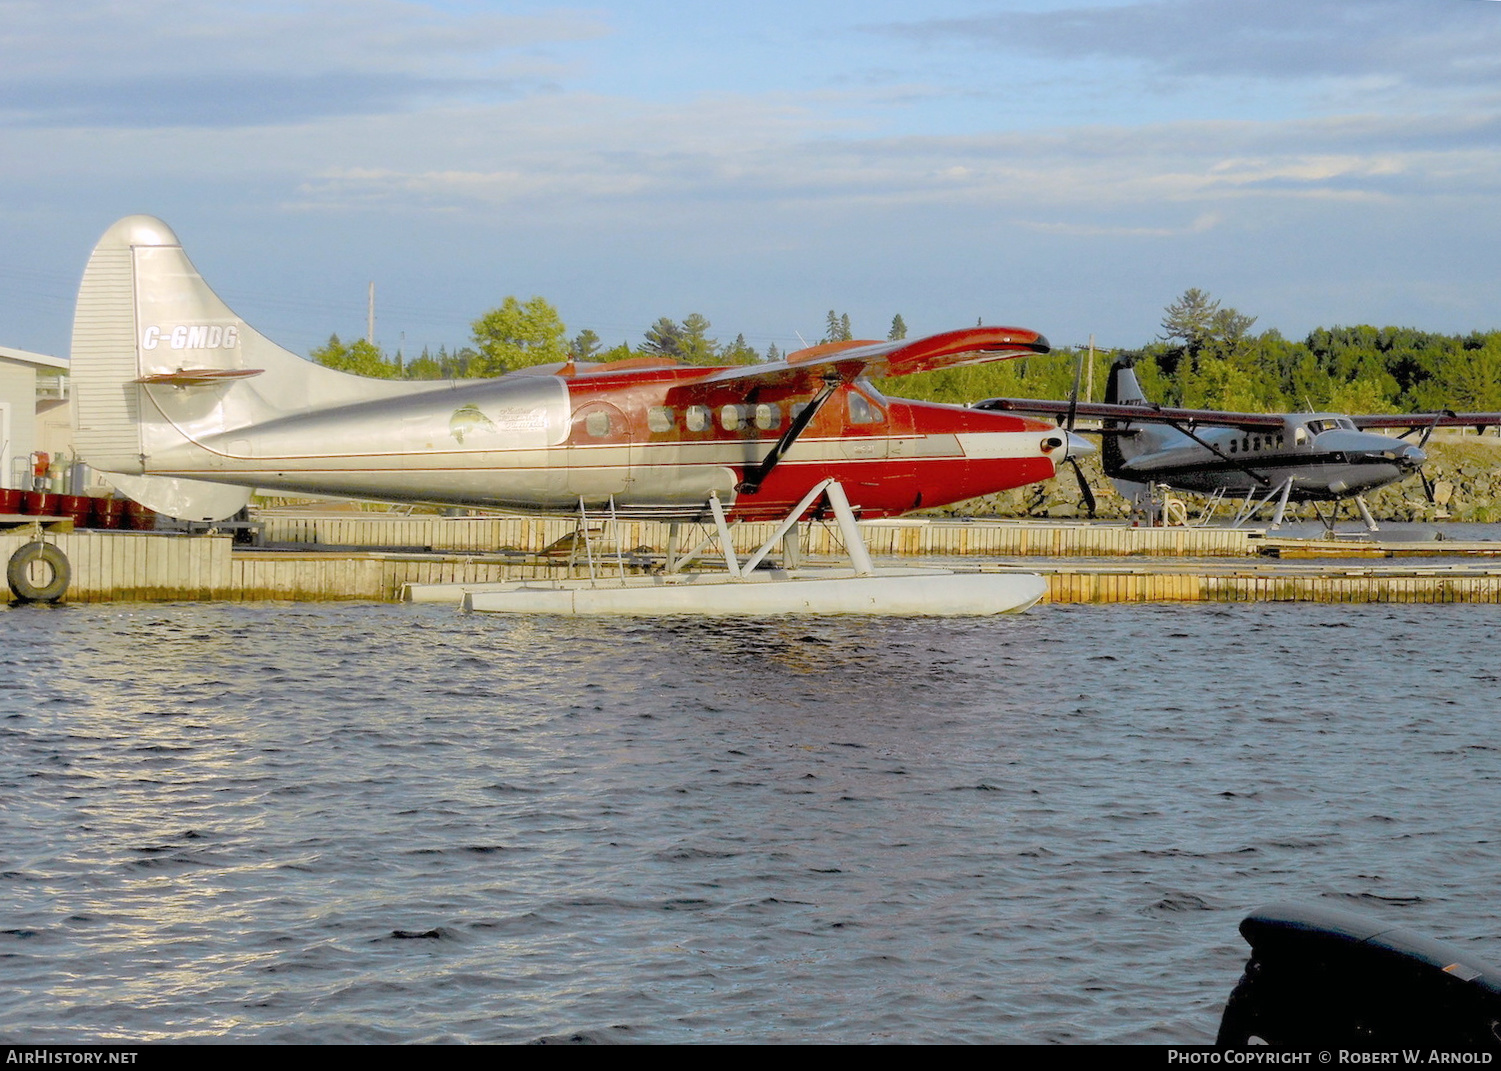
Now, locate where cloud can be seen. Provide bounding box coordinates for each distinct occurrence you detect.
[279,105,1501,220]
[0,0,608,128]
[880,0,1501,91]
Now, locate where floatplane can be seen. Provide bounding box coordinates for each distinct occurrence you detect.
[978,356,1501,532]
[69,215,1088,615]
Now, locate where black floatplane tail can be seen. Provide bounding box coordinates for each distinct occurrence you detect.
[1101,355,1150,494]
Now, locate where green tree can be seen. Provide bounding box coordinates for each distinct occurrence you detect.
[569,329,601,362]
[823,310,853,343]
[471,296,567,375]
[642,317,684,359]
[1160,288,1221,357]
[888,314,908,341]
[678,313,719,365]
[404,346,443,380]
[310,334,400,378]
[719,333,760,365]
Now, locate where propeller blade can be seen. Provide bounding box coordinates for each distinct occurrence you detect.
[1068,457,1097,517]
[1065,347,1085,432]
[1417,409,1453,449]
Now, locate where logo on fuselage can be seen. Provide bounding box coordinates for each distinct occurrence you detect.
[141,324,241,351]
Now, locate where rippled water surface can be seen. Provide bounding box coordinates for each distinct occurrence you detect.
[3,600,1500,1043]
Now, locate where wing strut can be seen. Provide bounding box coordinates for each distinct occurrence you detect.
[736,376,840,494]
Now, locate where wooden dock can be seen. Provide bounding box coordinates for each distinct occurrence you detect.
[6,523,1501,605]
[255,511,1257,558]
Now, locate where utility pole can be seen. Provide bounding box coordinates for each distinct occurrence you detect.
[1087,334,1095,403]
[367,282,375,345]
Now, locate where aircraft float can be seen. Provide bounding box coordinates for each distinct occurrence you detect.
[69,216,1086,614]
[978,355,1501,531]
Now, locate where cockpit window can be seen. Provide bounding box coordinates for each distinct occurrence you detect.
[848,389,884,425]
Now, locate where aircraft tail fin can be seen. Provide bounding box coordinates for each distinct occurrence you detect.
[1101,355,1150,481]
[1104,356,1147,406]
[70,215,404,520]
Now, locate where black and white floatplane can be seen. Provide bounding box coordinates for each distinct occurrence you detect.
[978,356,1501,532]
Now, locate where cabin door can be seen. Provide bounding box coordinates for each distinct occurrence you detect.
[565,399,633,506]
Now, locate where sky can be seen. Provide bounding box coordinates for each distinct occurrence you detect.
[3,0,1500,360]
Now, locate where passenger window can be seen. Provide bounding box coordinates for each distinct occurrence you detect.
[585,410,611,437]
[720,404,749,431]
[755,403,781,431]
[686,405,711,432]
[648,406,675,433]
[790,402,809,423]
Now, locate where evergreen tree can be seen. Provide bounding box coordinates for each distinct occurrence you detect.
[719,333,760,365]
[1160,288,1221,357]
[888,314,907,341]
[642,317,684,358]
[678,313,719,364]
[822,310,853,343]
[569,329,601,362]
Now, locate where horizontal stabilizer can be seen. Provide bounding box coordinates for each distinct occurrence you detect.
[103,472,252,523]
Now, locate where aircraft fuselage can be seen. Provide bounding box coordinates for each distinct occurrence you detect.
[143,363,1064,521]
[1106,414,1425,501]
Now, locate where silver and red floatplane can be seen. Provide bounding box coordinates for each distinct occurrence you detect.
[70,215,1083,614]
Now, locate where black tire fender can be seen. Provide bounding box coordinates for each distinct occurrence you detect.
[7,541,71,602]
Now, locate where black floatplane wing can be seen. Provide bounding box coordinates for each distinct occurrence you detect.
[976,397,1285,430]
[1349,412,1501,434]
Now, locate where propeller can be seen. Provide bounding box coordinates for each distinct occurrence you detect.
[1396,410,1451,504]
[1061,347,1097,518]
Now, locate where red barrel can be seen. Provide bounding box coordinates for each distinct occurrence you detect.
[90,496,125,529]
[124,500,157,530]
[0,488,20,514]
[21,491,58,516]
[59,495,92,528]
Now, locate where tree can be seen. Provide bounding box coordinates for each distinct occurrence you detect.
[470,296,567,375]
[678,313,719,365]
[888,314,907,341]
[569,329,601,362]
[641,317,684,359]
[719,333,760,365]
[822,310,853,343]
[1160,288,1221,356]
[310,333,399,378]
[404,346,444,380]
[641,314,720,364]
[597,341,635,363]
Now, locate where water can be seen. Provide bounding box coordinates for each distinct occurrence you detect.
[2,601,1500,1043]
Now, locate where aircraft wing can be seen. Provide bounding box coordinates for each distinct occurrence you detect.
[702,327,1050,391]
[1350,412,1501,433]
[976,397,1287,430]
